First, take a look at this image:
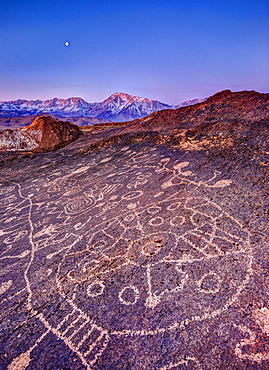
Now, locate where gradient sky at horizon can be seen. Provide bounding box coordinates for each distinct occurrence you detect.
[1,0,269,104]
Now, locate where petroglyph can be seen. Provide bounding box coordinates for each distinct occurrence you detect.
[7,330,50,370]
[160,356,202,370]
[7,351,32,370]
[254,307,269,335]
[0,148,254,369]
[119,285,140,305]
[0,280,12,295]
[234,307,269,363]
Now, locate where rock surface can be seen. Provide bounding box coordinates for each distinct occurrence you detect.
[0,90,269,370]
[0,116,82,152]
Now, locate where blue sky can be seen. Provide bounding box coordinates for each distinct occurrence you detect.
[1,0,268,104]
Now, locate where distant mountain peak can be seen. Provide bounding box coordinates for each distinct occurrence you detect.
[105,92,147,103]
[110,92,131,98]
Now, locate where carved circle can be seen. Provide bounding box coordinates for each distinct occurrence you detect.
[65,196,95,214]
[87,281,105,297]
[122,191,143,200]
[118,286,140,305]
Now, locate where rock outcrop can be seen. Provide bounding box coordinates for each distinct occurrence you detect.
[0,116,82,152]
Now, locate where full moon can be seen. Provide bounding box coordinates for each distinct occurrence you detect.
[64,41,70,47]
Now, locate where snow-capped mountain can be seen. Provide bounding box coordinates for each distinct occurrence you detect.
[0,92,206,123]
[85,92,171,121]
[172,98,206,109]
[0,97,92,118]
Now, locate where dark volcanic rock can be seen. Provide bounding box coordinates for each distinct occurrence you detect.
[0,90,269,370]
[0,116,82,152]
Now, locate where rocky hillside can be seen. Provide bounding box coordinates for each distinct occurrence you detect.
[86,89,269,153]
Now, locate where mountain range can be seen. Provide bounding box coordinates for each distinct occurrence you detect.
[0,92,205,124]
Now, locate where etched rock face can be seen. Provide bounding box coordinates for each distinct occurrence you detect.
[0,90,269,370]
[0,116,82,152]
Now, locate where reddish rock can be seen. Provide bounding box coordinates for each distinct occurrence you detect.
[0,116,82,152]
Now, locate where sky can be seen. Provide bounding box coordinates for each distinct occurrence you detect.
[1,0,269,104]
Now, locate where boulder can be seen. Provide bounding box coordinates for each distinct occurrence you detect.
[0,116,82,152]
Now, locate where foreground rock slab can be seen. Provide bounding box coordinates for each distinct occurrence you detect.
[0,90,268,369]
